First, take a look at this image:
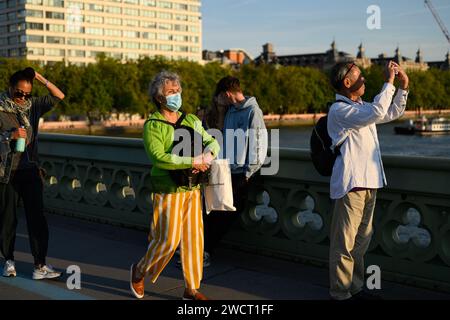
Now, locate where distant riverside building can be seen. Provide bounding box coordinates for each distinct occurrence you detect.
[255,41,354,70]
[428,51,450,71]
[371,47,429,71]
[202,48,252,68]
[0,0,202,66]
[251,42,448,72]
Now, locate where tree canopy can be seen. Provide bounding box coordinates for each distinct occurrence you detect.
[0,56,448,120]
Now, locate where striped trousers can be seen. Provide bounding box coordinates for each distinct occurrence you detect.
[137,189,204,290]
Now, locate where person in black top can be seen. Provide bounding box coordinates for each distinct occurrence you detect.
[0,67,65,280]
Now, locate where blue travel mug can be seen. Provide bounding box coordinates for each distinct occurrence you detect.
[15,127,26,153]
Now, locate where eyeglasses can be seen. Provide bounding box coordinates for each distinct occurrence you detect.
[342,63,356,81]
[13,91,32,100]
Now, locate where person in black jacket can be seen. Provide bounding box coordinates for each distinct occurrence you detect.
[0,67,65,280]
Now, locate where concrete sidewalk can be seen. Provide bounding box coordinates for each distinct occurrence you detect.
[1,211,450,300]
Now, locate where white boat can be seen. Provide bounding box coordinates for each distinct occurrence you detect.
[414,116,450,135]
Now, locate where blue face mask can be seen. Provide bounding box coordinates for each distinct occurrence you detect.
[165,93,182,112]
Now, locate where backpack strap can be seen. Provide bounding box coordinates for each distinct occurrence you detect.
[330,99,352,154]
[335,99,350,104]
[145,112,187,128]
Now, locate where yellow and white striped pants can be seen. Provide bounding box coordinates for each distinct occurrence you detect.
[136,189,204,290]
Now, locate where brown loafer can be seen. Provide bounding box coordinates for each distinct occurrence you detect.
[130,264,145,299]
[183,288,210,300]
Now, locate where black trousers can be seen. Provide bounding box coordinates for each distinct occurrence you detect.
[0,167,48,266]
[203,173,249,255]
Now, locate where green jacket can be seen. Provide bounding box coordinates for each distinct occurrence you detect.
[144,111,220,194]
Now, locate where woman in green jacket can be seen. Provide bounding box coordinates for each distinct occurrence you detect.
[130,71,220,300]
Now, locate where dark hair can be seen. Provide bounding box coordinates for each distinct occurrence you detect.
[9,67,36,88]
[214,76,242,96]
[330,62,354,91]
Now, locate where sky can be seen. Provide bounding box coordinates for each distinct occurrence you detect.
[201,0,450,62]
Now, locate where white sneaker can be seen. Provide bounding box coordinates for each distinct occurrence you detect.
[32,265,61,280]
[2,260,17,277]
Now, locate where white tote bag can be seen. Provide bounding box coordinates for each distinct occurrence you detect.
[204,159,236,214]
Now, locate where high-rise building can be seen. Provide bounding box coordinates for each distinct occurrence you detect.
[0,0,202,66]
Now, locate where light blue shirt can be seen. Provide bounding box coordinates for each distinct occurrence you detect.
[327,83,409,199]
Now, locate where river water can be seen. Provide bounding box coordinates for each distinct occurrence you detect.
[275,123,450,158]
[52,122,450,158]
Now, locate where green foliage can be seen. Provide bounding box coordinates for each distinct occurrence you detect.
[0,57,448,119]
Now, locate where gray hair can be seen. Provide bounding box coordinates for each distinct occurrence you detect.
[330,62,355,91]
[149,71,182,108]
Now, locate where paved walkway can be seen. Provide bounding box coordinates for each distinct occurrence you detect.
[1,212,450,300]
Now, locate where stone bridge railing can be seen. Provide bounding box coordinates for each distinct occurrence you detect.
[38,133,450,292]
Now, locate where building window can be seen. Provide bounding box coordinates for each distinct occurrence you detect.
[173,34,188,42]
[27,47,44,56]
[123,19,139,27]
[105,17,121,25]
[27,22,44,30]
[46,24,65,32]
[85,27,103,35]
[104,6,121,14]
[158,23,172,30]
[26,9,43,18]
[123,8,139,16]
[25,34,44,43]
[142,0,156,7]
[105,40,121,48]
[158,33,172,41]
[159,12,173,20]
[68,49,85,57]
[123,30,139,38]
[158,1,172,9]
[46,11,65,20]
[141,21,157,29]
[189,5,200,12]
[141,43,156,50]
[85,15,103,24]
[86,39,103,47]
[174,3,188,11]
[7,12,17,20]
[142,32,156,39]
[8,36,19,45]
[174,46,189,52]
[45,48,65,56]
[67,37,84,45]
[46,0,65,8]
[67,1,83,9]
[87,4,103,12]
[141,10,156,18]
[159,44,173,51]
[174,24,188,32]
[104,29,122,37]
[123,41,139,49]
[174,14,188,21]
[47,36,65,44]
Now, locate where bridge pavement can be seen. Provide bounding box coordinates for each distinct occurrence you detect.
[1,211,450,300]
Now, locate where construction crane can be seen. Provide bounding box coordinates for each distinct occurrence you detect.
[424,0,450,44]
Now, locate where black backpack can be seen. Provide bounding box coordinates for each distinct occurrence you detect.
[146,112,209,188]
[310,100,347,177]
